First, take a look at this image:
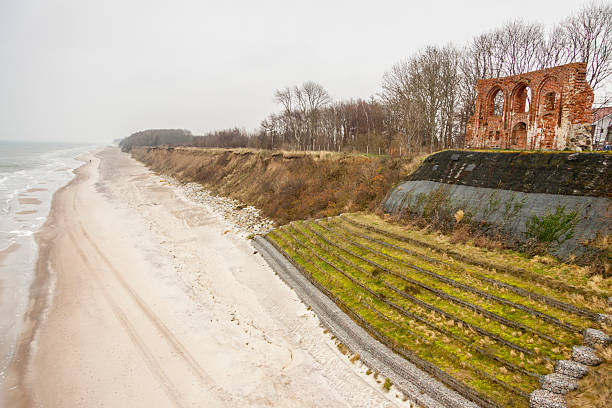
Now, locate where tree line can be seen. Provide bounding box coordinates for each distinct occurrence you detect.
[120,129,193,152]
[131,3,612,155]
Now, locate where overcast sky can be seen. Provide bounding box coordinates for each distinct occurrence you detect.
[0,0,592,143]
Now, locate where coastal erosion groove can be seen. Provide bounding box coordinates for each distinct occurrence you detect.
[253,235,479,408]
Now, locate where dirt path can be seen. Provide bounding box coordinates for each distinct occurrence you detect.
[4,147,407,408]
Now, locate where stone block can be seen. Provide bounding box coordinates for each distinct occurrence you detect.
[572,345,603,366]
[555,360,588,379]
[529,389,566,408]
[597,313,612,326]
[540,373,578,394]
[584,328,611,347]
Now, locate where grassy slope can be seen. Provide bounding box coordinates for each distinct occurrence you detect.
[265,213,611,408]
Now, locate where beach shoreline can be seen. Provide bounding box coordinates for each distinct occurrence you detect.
[2,155,89,407]
[2,147,410,408]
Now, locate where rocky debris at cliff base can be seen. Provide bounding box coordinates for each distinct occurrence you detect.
[165,177,275,236]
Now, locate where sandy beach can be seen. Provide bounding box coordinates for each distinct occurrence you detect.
[2,147,406,408]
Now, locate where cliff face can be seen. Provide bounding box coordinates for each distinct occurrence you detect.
[130,147,419,224]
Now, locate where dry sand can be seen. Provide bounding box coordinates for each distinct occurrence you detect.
[3,147,406,408]
[0,243,20,267]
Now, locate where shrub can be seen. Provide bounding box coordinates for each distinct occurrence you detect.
[525,205,579,245]
[383,378,392,391]
[418,186,455,232]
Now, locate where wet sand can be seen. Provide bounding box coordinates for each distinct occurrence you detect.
[2,147,404,408]
[16,198,41,205]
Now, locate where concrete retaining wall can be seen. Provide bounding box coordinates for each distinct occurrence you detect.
[408,150,611,197]
[384,151,612,255]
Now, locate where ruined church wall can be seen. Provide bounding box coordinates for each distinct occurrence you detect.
[466,63,594,151]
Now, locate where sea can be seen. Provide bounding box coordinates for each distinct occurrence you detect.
[0,140,96,387]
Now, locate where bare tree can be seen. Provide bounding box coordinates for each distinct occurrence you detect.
[293,81,330,149]
[188,4,612,155]
[301,81,331,112]
[381,46,462,152]
[498,21,547,75]
[464,20,547,80]
[542,25,571,68]
[558,1,612,92]
[273,86,301,148]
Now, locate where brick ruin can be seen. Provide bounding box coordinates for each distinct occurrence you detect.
[465,62,594,151]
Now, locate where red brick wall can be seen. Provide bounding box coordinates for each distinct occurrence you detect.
[465,63,594,151]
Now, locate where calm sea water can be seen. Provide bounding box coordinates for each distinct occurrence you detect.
[0,140,96,385]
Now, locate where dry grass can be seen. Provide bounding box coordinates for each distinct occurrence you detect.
[582,234,612,279]
[347,212,612,307]
[398,211,507,252]
[131,147,427,224]
[566,345,612,408]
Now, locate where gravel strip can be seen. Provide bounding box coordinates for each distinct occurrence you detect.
[165,177,275,236]
[253,235,482,408]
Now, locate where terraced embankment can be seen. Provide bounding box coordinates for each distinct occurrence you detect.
[263,213,611,408]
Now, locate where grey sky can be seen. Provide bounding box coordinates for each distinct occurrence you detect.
[0,0,592,143]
